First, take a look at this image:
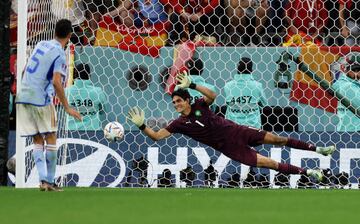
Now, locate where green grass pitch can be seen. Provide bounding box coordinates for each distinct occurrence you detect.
[0,187,359,224]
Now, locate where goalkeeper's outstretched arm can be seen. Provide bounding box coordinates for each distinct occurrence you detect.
[176,71,217,105]
[143,128,171,141]
[128,107,172,141]
[192,84,217,105]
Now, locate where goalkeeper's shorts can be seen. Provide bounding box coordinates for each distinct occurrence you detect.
[220,126,266,167]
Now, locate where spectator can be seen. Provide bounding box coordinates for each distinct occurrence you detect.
[51,0,88,45]
[325,0,344,46]
[226,0,269,46]
[339,0,359,46]
[163,0,221,45]
[185,58,217,105]
[285,0,328,45]
[66,64,107,130]
[10,0,17,47]
[265,0,289,46]
[224,57,267,128]
[107,0,167,28]
[83,0,119,33]
[332,52,360,132]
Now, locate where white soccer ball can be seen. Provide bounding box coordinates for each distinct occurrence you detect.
[104,122,125,142]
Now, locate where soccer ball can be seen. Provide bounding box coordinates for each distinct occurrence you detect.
[104,122,124,142]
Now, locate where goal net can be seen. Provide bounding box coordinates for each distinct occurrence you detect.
[14,0,360,188]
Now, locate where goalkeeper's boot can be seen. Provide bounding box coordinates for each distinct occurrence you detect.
[306,169,323,182]
[316,145,336,156]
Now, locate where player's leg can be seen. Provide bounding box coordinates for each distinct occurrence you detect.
[256,153,304,174]
[32,134,49,190]
[262,132,335,156]
[17,104,50,190]
[232,144,323,181]
[44,133,58,185]
[256,154,323,181]
[38,104,62,191]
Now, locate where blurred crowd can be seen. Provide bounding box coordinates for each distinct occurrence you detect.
[9,0,360,47]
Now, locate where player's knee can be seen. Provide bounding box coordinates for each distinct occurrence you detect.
[33,135,44,145]
[45,132,57,145]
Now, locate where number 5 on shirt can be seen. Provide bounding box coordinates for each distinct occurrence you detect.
[26,49,45,74]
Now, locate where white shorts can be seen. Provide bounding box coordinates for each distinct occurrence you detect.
[17,104,58,137]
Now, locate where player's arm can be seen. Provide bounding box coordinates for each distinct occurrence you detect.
[143,128,171,141]
[176,71,217,105]
[53,72,69,108]
[127,107,172,141]
[53,72,82,120]
[192,84,217,105]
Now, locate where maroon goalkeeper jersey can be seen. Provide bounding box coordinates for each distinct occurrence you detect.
[165,99,239,148]
[165,99,266,166]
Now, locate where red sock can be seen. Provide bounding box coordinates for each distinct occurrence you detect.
[286,138,316,151]
[277,163,306,175]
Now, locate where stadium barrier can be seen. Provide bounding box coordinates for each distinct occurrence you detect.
[9,131,360,188]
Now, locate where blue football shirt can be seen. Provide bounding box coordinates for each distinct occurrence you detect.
[16,39,67,106]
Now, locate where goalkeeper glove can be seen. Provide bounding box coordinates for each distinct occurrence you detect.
[128,107,146,130]
[176,71,196,89]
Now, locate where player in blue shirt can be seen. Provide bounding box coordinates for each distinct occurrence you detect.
[128,72,336,182]
[16,19,82,191]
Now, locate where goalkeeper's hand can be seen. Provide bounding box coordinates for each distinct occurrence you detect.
[176,71,191,89]
[127,107,145,127]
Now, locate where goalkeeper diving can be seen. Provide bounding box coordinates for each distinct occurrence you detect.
[128,71,335,181]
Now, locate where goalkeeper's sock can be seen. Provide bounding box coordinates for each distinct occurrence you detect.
[32,145,47,182]
[277,163,306,175]
[45,145,57,184]
[286,138,316,151]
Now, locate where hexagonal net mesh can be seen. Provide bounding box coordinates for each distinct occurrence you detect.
[16,0,359,189]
